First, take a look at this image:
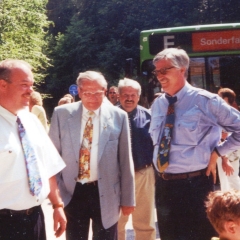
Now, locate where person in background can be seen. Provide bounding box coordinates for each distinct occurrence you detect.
[117,78,155,240]
[108,86,120,106]
[150,48,240,240]
[217,88,240,191]
[49,71,135,240]
[58,96,72,106]
[0,59,66,239]
[29,91,49,132]
[63,94,74,103]
[206,190,240,240]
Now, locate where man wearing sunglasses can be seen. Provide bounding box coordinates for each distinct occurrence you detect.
[49,71,135,240]
[149,48,240,240]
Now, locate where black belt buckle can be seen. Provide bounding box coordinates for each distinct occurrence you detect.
[26,208,33,215]
[86,181,98,186]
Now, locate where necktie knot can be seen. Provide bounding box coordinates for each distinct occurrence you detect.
[166,95,177,105]
[16,116,21,125]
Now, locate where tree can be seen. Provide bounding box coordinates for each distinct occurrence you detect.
[0,0,50,84]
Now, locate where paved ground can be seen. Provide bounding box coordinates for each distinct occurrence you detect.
[42,199,160,240]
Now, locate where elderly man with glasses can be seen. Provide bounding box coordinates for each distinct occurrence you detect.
[49,71,135,240]
[150,48,240,240]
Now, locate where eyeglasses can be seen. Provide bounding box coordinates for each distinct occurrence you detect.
[82,90,105,98]
[152,67,175,76]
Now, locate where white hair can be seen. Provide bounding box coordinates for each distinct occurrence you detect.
[118,78,141,96]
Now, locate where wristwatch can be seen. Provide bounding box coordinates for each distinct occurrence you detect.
[52,202,64,209]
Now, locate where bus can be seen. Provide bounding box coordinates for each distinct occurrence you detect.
[140,23,240,105]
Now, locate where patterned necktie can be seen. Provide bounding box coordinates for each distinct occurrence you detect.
[17,116,42,196]
[78,111,94,180]
[157,96,177,173]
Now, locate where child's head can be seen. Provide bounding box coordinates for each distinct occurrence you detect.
[206,190,240,240]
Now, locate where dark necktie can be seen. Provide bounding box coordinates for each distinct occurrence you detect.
[17,116,42,196]
[157,95,177,172]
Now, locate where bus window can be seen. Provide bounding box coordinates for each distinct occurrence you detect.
[208,57,221,93]
[188,58,206,89]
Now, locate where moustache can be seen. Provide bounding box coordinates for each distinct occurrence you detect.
[125,100,134,103]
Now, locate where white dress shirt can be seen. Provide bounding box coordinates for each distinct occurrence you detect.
[0,105,65,210]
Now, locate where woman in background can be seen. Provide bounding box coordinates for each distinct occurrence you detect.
[217,88,240,191]
[29,91,49,132]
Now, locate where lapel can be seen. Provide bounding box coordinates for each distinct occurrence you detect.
[68,102,82,161]
[98,104,112,163]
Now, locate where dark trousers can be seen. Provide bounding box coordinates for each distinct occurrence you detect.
[65,182,117,240]
[0,205,46,240]
[155,173,217,240]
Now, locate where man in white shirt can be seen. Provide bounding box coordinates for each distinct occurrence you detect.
[0,59,66,240]
[49,71,135,240]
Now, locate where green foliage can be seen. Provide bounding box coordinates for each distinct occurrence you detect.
[46,0,240,104]
[0,0,50,84]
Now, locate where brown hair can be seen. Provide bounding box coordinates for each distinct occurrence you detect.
[218,88,236,106]
[205,190,240,233]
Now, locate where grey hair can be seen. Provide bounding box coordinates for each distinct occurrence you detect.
[153,48,189,78]
[76,71,107,89]
[0,59,32,83]
[118,78,141,96]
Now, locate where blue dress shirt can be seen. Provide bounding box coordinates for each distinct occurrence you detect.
[150,82,240,174]
[121,105,153,171]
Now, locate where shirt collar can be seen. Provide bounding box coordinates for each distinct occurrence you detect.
[82,105,100,118]
[163,82,190,103]
[119,105,137,118]
[174,82,191,101]
[0,105,18,126]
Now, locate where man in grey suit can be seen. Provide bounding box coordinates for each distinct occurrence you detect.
[49,71,135,240]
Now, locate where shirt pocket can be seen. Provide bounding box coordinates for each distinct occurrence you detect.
[174,109,201,146]
[0,147,18,183]
[149,115,165,145]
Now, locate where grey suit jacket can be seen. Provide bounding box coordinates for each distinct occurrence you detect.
[49,101,135,229]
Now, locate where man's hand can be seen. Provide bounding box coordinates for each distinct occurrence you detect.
[53,207,67,237]
[221,156,234,176]
[48,176,67,237]
[206,150,219,184]
[121,206,135,216]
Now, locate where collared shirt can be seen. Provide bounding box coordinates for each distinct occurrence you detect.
[78,105,100,183]
[121,105,153,171]
[150,82,240,174]
[0,106,65,210]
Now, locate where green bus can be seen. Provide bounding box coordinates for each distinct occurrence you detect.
[140,23,240,105]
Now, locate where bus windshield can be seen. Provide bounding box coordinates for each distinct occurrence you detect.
[140,23,240,105]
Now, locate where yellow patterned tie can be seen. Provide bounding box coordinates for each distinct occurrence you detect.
[78,111,94,180]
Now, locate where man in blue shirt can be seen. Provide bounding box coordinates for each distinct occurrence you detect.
[150,48,240,240]
[118,78,156,240]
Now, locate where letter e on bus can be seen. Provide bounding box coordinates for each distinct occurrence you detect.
[164,35,175,48]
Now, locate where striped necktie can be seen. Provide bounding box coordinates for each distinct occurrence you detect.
[157,96,177,173]
[17,116,42,197]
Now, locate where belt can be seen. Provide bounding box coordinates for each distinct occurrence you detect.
[0,206,39,216]
[158,168,207,181]
[77,181,98,186]
[135,163,152,172]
